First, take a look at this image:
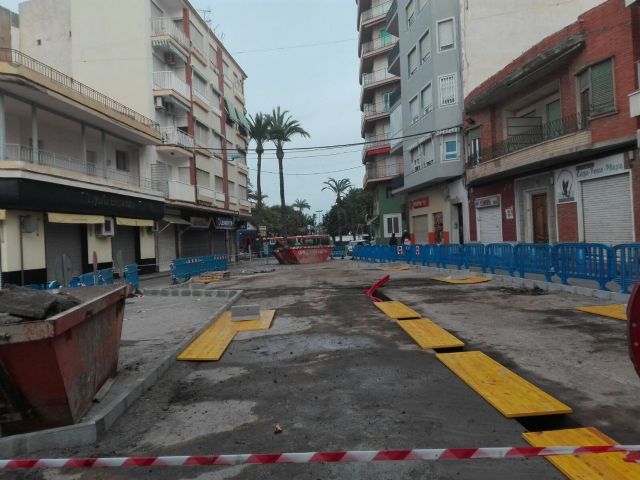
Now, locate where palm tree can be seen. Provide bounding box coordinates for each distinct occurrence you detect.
[247,113,272,208]
[292,198,311,213]
[322,178,352,243]
[269,107,310,239]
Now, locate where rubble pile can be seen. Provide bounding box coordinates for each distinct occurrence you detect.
[0,286,82,325]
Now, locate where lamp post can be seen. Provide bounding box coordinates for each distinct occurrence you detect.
[315,210,323,234]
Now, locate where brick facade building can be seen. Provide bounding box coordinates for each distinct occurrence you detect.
[464,0,640,245]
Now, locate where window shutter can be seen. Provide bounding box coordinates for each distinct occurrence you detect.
[590,60,614,114]
[420,32,430,61]
[438,20,454,50]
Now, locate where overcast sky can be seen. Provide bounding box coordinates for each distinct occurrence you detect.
[0,0,363,217]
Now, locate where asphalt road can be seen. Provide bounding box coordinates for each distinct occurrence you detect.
[8,261,638,479]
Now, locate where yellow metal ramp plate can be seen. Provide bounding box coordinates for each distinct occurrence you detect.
[177,314,237,362]
[432,276,492,284]
[523,427,640,479]
[576,304,627,321]
[234,309,277,332]
[397,319,464,349]
[377,264,411,272]
[436,351,572,418]
[374,301,421,319]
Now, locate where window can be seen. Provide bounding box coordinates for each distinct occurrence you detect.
[215,175,224,192]
[383,91,393,111]
[409,96,419,124]
[421,83,432,114]
[577,58,615,117]
[406,0,415,29]
[419,31,430,63]
[228,180,236,198]
[467,128,481,165]
[196,168,210,187]
[115,150,129,171]
[438,73,457,107]
[443,134,459,161]
[411,146,421,172]
[437,18,455,52]
[423,138,434,166]
[408,47,418,76]
[384,214,402,238]
[239,184,248,201]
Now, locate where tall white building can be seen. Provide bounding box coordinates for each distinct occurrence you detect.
[16,0,251,271]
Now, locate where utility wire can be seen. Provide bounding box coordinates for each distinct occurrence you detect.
[233,38,356,55]
[260,164,366,176]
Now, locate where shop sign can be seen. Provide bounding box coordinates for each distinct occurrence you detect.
[556,168,576,203]
[215,216,236,230]
[190,217,210,228]
[410,197,429,209]
[575,154,625,182]
[474,195,500,209]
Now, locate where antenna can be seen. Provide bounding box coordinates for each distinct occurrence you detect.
[197,8,212,29]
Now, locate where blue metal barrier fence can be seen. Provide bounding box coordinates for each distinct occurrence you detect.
[171,254,228,283]
[352,242,640,292]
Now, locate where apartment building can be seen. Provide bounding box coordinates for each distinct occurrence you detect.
[17,0,250,271]
[386,0,607,246]
[0,47,164,285]
[387,0,467,245]
[357,0,407,243]
[464,0,640,245]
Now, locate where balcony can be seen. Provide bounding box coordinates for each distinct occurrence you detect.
[360,1,392,28]
[0,49,159,137]
[361,36,398,58]
[466,113,592,184]
[386,0,399,36]
[387,43,400,75]
[362,133,390,160]
[362,102,390,133]
[1,143,158,193]
[192,86,211,111]
[167,180,196,203]
[150,18,189,52]
[364,160,403,188]
[153,71,190,104]
[157,127,193,159]
[362,68,398,88]
[196,185,216,204]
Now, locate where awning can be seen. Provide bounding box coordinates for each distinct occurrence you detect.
[169,44,188,63]
[0,209,6,221]
[116,217,154,227]
[152,40,188,63]
[192,64,207,81]
[162,215,190,225]
[48,213,105,224]
[223,98,238,123]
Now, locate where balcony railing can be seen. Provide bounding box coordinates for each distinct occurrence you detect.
[386,0,398,24]
[365,161,403,183]
[362,68,397,86]
[150,18,189,50]
[153,71,190,100]
[197,185,216,199]
[362,36,398,56]
[466,113,589,168]
[167,180,196,203]
[389,88,401,108]
[361,1,392,24]
[387,42,400,66]
[0,49,159,131]
[193,86,211,107]
[159,126,194,149]
[2,143,156,191]
[363,102,391,120]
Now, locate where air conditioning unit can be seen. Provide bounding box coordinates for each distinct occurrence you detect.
[154,96,164,109]
[164,52,177,66]
[96,217,115,237]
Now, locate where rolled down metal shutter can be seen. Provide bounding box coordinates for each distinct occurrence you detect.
[477,206,502,243]
[158,224,176,271]
[212,231,227,255]
[582,174,633,244]
[412,215,429,244]
[181,229,210,257]
[112,225,137,269]
[45,222,83,281]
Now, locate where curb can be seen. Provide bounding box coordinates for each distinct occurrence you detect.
[412,265,630,303]
[0,290,243,457]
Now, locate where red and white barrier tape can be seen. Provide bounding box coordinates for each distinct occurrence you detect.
[626,452,640,463]
[3,445,640,469]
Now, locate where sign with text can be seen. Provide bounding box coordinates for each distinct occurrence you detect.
[190,217,210,228]
[410,197,429,209]
[575,154,625,182]
[474,195,500,209]
[214,216,236,230]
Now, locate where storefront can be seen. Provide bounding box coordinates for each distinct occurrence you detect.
[555,153,634,244]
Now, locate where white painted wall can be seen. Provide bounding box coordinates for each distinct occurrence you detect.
[1,211,46,272]
[461,0,605,96]
[87,226,112,264]
[19,0,72,74]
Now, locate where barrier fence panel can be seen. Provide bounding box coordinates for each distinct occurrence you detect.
[485,243,515,275]
[124,264,140,291]
[171,255,228,282]
[555,243,611,291]
[440,244,465,270]
[514,244,553,281]
[464,243,486,271]
[331,246,346,259]
[611,244,640,293]
[415,244,440,266]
